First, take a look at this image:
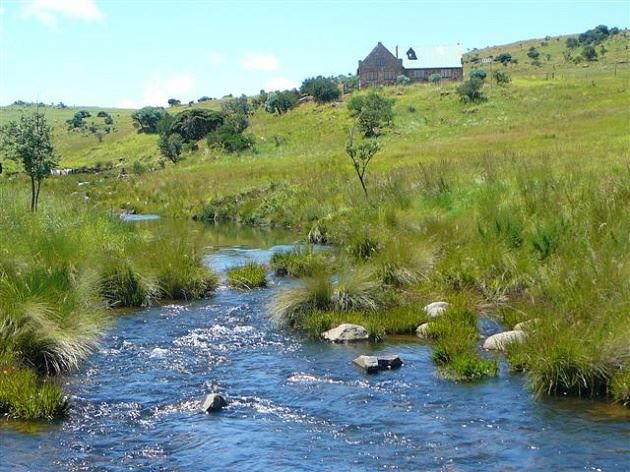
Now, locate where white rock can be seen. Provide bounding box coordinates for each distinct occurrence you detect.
[424,301,449,318]
[352,356,379,373]
[415,323,431,339]
[322,323,369,342]
[201,393,228,412]
[483,330,527,351]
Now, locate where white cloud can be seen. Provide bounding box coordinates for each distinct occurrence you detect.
[240,53,279,71]
[22,0,104,29]
[208,51,225,66]
[264,77,298,92]
[118,73,197,109]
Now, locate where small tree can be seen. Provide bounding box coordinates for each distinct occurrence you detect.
[0,112,57,211]
[170,109,224,141]
[265,90,299,114]
[428,73,442,85]
[566,37,579,49]
[345,131,380,198]
[167,98,181,107]
[493,70,511,85]
[300,76,341,103]
[470,68,487,80]
[581,45,598,61]
[158,132,184,163]
[347,91,394,137]
[396,74,410,85]
[495,53,512,65]
[131,106,166,134]
[527,47,540,59]
[457,77,485,103]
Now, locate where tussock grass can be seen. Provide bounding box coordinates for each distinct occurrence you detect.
[270,247,330,277]
[227,262,267,289]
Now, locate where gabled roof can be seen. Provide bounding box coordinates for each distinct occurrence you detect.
[402,44,464,68]
[362,42,398,62]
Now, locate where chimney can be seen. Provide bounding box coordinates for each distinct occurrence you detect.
[395,45,398,58]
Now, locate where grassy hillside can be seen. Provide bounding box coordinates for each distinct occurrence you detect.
[1,28,629,408]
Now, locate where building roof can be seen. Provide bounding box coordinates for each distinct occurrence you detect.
[401,44,464,69]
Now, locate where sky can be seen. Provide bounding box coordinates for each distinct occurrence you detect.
[0,0,628,108]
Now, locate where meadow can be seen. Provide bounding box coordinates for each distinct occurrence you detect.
[1,29,629,416]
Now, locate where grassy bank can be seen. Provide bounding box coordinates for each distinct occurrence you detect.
[0,189,217,419]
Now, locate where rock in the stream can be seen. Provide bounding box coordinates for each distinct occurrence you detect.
[201,393,228,412]
[513,319,539,332]
[322,324,369,343]
[483,330,526,351]
[415,322,431,339]
[377,355,403,370]
[353,355,379,374]
[424,301,449,318]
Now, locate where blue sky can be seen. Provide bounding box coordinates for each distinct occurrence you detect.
[0,0,628,108]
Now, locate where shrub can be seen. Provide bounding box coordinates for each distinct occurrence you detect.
[527,47,540,59]
[493,70,511,85]
[170,109,224,142]
[208,123,255,153]
[428,73,442,84]
[300,76,341,103]
[158,132,184,163]
[396,74,410,85]
[457,77,485,103]
[470,68,487,80]
[348,91,394,137]
[495,52,513,65]
[131,107,166,134]
[581,45,598,61]
[265,90,299,114]
[566,37,579,49]
[227,262,267,289]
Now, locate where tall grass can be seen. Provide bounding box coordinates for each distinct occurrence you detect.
[227,262,267,289]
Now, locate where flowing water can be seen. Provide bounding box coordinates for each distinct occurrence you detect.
[1,221,629,471]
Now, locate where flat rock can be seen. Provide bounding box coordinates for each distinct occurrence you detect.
[483,330,526,351]
[377,355,403,370]
[415,322,431,339]
[322,323,369,343]
[353,355,379,373]
[201,393,228,412]
[424,301,449,318]
[513,319,539,332]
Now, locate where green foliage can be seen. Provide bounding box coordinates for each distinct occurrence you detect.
[470,68,487,80]
[265,90,299,114]
[578,24,615,45]
[457,77,485,103]
[170,109,224,142]
[0,355,68,420]
[270,247,329,277]
[208,95,255,152]
[159,132,184,163]
[300,76,341,103]
[493,70,511,85]
[227,262,267,289]
[611,366,630,405]
[337,74,358,93]
[345,133,381,197]
[101,259,157,307]
[347,90,394,137]
[495,52,513,64]
[0,112,57,211]
[396,74,411,85]
[167,98,181,107]
[66,110,91,130]
[566,37,579,49]
[131,106,166,134]
[428,73,442,84]
[527,47,540,59]
[581,45,598,61]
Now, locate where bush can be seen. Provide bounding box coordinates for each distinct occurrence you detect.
[470,68,487,80]
[300,76,341,103]
[131,107,166,134]
[396,74,410,85]
[347,91,394,137]
[495,52,512,65]
[208,123,255,153]
[566,37,579,49]
[158,132,184,163]
[493,70,511,85]
[265,90,299,114]
[428,73,442,84]
[581,45,598,61]
[457,77,485,103]
[527,47,540,59]
[170,109,224,142]
[227,262,267,289]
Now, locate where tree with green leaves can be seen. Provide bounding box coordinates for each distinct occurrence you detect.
[457,77,485,103]
[301,76,341,103]
[493,70,511,85]
[345,131,380,198]
[428,73,442,84]
[131,107,166,133]
[265,90,299,115]
[347,90,394,137]
[581,45,598,61]
[0,112,57,211]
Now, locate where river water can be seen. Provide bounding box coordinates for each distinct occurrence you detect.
[1,222,629,471]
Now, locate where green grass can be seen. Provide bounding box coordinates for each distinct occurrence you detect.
[227,262,267,289]
[2,30,629,403]
[270,247,330,277]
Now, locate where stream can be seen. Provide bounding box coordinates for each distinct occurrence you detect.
[1,221,629,471]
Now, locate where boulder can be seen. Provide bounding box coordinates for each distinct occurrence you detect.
[483,330,526,351]
[415,322,431,339]
[201,393,228,412]
[322,323,369,343]
[353,355,379,374]
[424,301,449,318]
[513,319,539,332]
[377,355,403,370]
